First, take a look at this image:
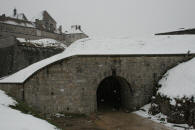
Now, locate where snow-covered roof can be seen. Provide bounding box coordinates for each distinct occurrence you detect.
[1,35,195,83]
[158,57,195,103]
[0,10,34,28]
[0,21,35,28]
[11,13,27,21]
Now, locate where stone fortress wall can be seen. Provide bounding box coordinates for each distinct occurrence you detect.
[0,35,63,77]
[0,9,88,46]
[0,54,194,114]
[0,22,65,41]
[0,22,88,45]
[0,9,88,78]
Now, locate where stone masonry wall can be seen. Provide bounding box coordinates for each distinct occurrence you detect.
[11,45,62,76]
[0,36,63,77]
[0,22,88,46]
[0,22,65,41]
[0,36,16,77]
[0,54,194,114]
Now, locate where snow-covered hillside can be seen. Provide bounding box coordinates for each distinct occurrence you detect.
[0,90,58,130]
[158,58,195,105]
[1,35,195,83]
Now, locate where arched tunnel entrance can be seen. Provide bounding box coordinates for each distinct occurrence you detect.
[97,76,132,111]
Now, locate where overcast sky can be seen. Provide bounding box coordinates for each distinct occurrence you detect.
[1,0,195,37]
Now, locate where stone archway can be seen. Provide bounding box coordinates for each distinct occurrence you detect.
[96,76,132,111]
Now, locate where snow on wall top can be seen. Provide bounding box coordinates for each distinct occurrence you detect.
[17,38,67,48]
[158,57,195,100]
[1,35,195,83]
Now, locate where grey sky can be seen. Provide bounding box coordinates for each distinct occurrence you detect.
[1,0,195,37]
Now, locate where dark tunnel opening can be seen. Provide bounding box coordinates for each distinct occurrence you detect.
[97,76,132,111]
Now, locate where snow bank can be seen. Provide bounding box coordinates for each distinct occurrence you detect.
[158,58,195,100]
[64,35,195,55]
[135,104,194,130]
[0,90,58,130]
[1,35,195,83]
[0,90,16,106]
[17,38,66,48]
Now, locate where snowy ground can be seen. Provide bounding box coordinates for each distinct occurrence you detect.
[0,90,58,130]
[1,35,195,83]
[17,38,67,48]
[135,104,194,130]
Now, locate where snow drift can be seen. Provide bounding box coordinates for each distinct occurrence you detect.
[158,58,195,101]
[0,90,58,130]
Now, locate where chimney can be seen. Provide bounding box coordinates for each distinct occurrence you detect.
[58,25,62,34]
[78,25,81,30]
[13,8,17,16]
[2,14,5,17]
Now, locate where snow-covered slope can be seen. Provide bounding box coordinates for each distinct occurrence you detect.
[0,90,57,130]
[1,35,195,83]
[158,58,195,101]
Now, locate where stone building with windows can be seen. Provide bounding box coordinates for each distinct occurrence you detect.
[0,9,88,45]
[0,8,34,28]
[34,10,57,33]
